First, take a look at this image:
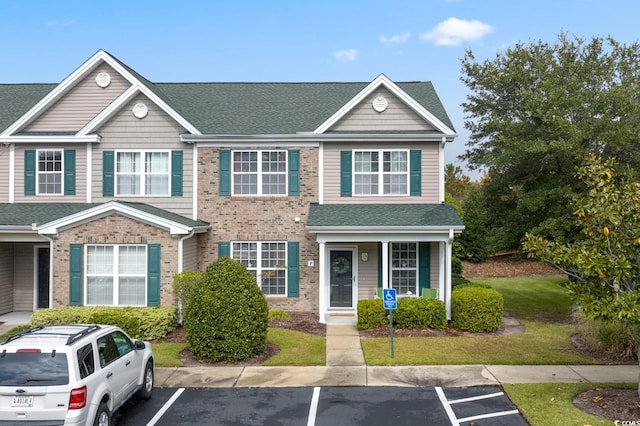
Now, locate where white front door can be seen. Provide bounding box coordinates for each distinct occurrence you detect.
[328,248,356,309]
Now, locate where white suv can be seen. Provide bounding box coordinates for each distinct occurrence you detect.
[0,324,154,426]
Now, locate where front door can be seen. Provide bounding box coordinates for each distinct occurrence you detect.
[37,247,50,309]
[329,249,354,308]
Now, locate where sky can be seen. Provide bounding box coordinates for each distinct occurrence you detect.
[2,0,639,180]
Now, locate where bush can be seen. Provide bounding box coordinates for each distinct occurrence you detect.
[574,311,639,359]
[451,286,504,332]
[184,257,268,363]
[268,309,291,320]
[172,271,202,309]
[357,299,387,330]
[451,256,463,275]
[30,306,177,340]
[394,298,447,330]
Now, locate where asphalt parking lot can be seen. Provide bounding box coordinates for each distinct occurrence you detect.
[114,386,528,426]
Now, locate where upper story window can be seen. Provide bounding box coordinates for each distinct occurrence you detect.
[353,150,408,195]
[116,151,169,196]
[37,149,63,195]
[232,150,287,195]
[231,241,287,296]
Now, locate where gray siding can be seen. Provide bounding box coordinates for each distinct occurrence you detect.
[92,94,194,217]
[357,242,379,301]
[182,235,199,271]
[13,145,87,203]
[430,243,439,292]
[25,64,131,132]
[13,243,34,311]
[331,87,434,132]
[322,142,440,204]
[0,148,9,202]
[0,243,14,314]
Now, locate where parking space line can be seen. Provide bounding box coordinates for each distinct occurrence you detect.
[306,386,321,426]
[146,387,185,426]
[457,409,520,423]
[435,386,460,426]
[448,391,505,404]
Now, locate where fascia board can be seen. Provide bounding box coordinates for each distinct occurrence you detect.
[307,225,465,234]
[37,201,193,236]
[313,74,457,136]
[181,133,453,144]
[0,135,101,144]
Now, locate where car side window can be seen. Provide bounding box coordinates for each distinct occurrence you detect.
[97,335,119,367]
[111,331,133,357]
[77,343,95,379]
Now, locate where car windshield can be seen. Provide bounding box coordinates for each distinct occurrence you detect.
[0,352,69,386]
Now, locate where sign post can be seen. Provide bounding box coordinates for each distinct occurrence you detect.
[382,288,397,358]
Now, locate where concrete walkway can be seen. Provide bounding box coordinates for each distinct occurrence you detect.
[326,323,365,366]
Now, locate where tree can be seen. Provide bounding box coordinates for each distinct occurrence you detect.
[444,163,472,205]
[461,34,640,250]
[523,155,640,395]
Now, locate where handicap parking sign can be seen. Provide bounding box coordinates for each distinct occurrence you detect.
[383,288,397,310]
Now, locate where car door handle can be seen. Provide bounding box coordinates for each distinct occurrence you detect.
[126,360,131,367]
[106,372,113,379]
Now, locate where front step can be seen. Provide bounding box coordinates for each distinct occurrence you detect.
[325,312,357,324]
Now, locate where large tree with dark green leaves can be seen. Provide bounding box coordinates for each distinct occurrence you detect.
[460,33,640,250]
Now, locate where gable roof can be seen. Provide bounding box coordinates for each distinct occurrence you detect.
[0,50,456,138]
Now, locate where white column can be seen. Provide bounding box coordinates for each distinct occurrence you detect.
[381,240,389,289]
[318,242,327,323]
[445,229,454,320]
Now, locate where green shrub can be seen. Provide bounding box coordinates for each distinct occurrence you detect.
[451,256,463,275]
[451,286,504,332]
[30,306,177,340]
[184,257,268,363]
[172,271,202,309]
[268,309,291,320]
[357,299,387,330]
[452,273,471,287]
[394,298,447,330]
[574,311,639,359]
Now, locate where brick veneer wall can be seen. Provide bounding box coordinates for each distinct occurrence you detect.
[53,213,178,307]
[197,146,320,312]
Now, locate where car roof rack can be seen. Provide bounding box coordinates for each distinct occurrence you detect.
[1,324,102,346]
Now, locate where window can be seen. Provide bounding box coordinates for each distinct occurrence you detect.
[77,344,95,379]
[232,242,287,295]
[37,149,63,194]
[85,245,146,306]
[116,151,169,196]
[232,150,287,195]
[391,243,417,295]
[354,150,408,195]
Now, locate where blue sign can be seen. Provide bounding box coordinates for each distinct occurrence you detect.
[383,288,397,310]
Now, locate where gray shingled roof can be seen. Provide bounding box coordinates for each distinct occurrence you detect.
[0,60,455,135]
[0,202,208,229]
[307,203,463,228]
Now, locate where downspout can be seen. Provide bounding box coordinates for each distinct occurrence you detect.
[177,230,196,324]
[40,234,55,311]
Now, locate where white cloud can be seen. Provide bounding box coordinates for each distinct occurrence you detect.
[379,32,411,44]
[334,49,359,62]
[420,17,493,46]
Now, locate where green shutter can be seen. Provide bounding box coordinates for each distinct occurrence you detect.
[64,150,76,195]
[147,244,161,306]
[340,151,352,197]
[218,241,230,258]
[288,150,300,195]
[287,242,299,297]
[24,150,36,196]
[219,150,231,196]
[69,243,83,306]
[171,150,183,196]
[410,150,422,196]
[377,242,383,290]
[103,151,114,196]
[418,242,431,293]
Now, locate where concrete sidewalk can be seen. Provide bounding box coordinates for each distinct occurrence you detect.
[155,323,637,388]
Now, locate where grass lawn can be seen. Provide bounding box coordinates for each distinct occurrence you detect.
[361,276,603,365]
[503,382,636,426]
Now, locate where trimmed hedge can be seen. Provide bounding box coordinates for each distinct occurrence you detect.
[451,286,504,332]
[30,306,178,340]
[394,298,447,330]
[357,297,447,330]
[184,257,269,363]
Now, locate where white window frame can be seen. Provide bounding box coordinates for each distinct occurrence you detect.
[353,149,409,196]
[231,241,287,296]
[115,150,171,196]
[84,244,147,307]
[231,150,288,196]
[36,149,63,195]
[390,242,418,295]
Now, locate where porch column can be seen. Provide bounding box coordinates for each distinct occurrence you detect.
[318,242,326,323]
[445,229,454,320]
[381,240,389,289]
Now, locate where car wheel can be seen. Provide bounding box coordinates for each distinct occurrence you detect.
[93,402,110,426]
[136,360,154,400]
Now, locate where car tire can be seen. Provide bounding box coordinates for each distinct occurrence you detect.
[93,402,111,426]
[136,360,154,400]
